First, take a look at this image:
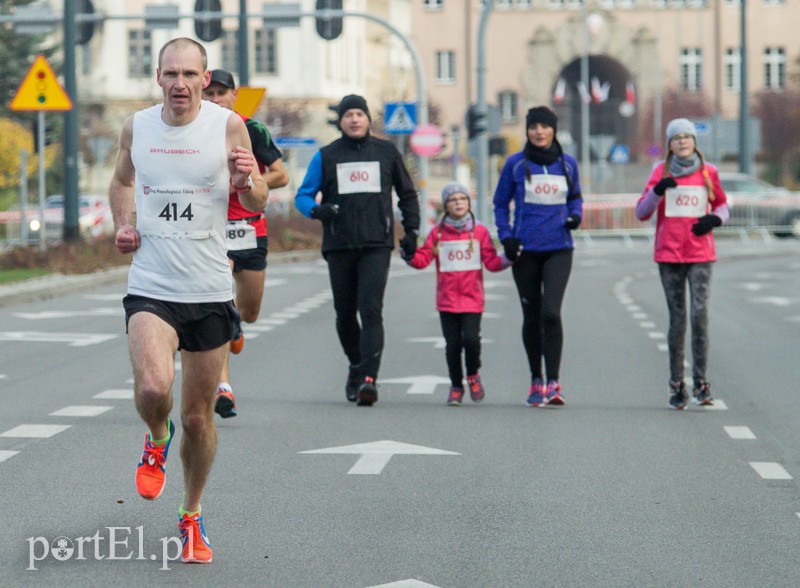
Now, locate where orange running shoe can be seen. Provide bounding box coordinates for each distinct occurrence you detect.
[179,512,213,564]
[135,419,174,500]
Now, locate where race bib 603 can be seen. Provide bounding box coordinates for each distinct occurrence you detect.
[438,241,481,273]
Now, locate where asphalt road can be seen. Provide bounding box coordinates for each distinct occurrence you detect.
[1,237,800,587]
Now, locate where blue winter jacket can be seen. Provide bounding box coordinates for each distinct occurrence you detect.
[493,150,583,252]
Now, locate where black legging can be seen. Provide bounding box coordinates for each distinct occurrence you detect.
[512,248,573,382]
[325,248,391,380]
[439,312,482,388]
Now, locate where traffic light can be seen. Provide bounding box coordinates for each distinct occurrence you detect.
[328,102,340,128]
[31,118,55,153]
[316,0,343,41]
[466,105,486,140]
[77,0,95,45]
[194,0,222,42]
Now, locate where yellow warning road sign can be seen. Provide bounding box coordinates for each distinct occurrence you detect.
[233,87,266,118]
[10,55,73,112]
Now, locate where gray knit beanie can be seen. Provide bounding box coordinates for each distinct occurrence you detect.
[665,118,697,147]
[441,182,470,208]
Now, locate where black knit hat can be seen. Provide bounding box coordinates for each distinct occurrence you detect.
[526,106,557,133]
[338,94,371,121]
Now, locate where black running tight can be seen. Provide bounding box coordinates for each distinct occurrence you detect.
[325,248,391,380]
[511,248,573,382]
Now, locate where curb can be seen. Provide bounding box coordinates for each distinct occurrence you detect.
[0,249,322,308]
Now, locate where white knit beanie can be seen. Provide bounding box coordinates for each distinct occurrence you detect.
[665,118,697,147]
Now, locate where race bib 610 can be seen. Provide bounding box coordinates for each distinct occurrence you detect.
[336,161,381,194]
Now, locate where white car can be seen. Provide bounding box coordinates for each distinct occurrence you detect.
[718,173,800,237]
[28,195,115,240]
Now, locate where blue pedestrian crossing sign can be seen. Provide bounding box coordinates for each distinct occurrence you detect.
[384,102,417,135]
[609,143,630,164]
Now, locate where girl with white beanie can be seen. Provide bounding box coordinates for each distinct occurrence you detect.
[636,118,731,409]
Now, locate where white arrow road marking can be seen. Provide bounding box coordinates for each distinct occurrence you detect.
[0,332,118,347]
[751,296,793,306]
[367,580,442,588]
[750,462,792,480]
[301,440,459,475]
[1,424,71,438]
[381,375,452,395]
[0,450,19,463]
[13,308,121,319]
[94,389,134,400]
[50,405,114,417]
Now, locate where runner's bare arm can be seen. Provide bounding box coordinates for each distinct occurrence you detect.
[226,115,268,212]
[109,116,140,253]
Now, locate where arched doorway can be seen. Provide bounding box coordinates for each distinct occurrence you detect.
[551,55,637,162]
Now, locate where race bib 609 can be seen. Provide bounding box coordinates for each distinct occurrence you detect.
[524,175,568,205]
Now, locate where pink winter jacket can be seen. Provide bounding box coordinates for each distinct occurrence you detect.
[408,220,510,313]
[637,161,729,263]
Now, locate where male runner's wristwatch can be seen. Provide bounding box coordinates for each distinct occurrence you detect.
[230,176,254,193]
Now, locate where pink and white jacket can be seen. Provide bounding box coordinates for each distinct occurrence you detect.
[407,219,510,313]
[637,161,730,263]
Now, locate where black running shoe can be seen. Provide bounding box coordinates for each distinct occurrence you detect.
[345,366,360,403]
[668,380,688,410]
[356,376,378,406]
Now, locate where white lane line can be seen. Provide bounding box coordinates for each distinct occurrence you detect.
[0,424,71,438]
[657,343,668,352]
[648,332,666,339]
[632,312,647,319]
[50,405,114,417]
[0,332,118,347]
[94,389,134,400]
[626,305,641,312]
[751,296,793,307]
[0,450,20,463]
[639,321,656,328]
[750,462,792,480]
[703,399,728,410]
[244,325,274,332]
[0,374,6,380]
[13,308,121,319]
[724,426,756,439]
[271,312,300,319]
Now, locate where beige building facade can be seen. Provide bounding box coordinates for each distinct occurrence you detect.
[409,0,798,162]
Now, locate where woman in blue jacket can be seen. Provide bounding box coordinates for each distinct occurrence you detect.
[493,106,583,407]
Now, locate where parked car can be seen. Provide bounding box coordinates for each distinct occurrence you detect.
[718,172,800,237]
[27,194,115,240]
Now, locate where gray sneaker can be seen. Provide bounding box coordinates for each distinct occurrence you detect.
[692,382,714,406]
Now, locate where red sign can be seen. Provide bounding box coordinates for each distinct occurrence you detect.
[409,123,443,157]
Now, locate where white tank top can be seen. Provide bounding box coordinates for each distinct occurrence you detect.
[128,102,233,302]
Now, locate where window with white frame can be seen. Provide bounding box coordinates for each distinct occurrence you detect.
[724,47,740,92]
[498,90,518,123]
[495,0,512,8]
[679,47,702,91]
[221,30,238,74]
[423,0,443,9]
[128,30,152,78]
[515,0,532,7]
[764,46,785,90]
[435,50,455,83]
[255,28,277,74]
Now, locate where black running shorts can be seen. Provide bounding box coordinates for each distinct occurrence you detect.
[123,294,236,352]
[227,236,268,272]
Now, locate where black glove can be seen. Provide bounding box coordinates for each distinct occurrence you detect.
[502,237,523,262]
[310,203,339,221]
[653,177,678,196]
[399,232,418,260]
[565,215,581,231]
[691,214,722,236]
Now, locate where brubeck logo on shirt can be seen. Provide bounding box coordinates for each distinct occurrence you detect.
[148,148,201,155]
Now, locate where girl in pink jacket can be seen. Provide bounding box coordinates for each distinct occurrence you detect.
[636,118,730,410]
[404,182,510,405]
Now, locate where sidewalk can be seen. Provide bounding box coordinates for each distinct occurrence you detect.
[0,249,321,308]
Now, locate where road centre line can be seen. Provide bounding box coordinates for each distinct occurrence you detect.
[750,462,792,480]
[0,424,71,438]
[94,389,134,400]
[724,426,756,440]
[50,405,114,417]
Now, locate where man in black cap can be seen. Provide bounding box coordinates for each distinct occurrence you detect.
[203,68,289,418]
[294,94,420,406]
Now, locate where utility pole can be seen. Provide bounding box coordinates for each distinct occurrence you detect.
[238,0,249,85]
[475,1,492,223]
[739,0,751,174]
[63,2,80,241]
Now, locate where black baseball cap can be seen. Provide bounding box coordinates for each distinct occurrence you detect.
[209,69,236,89]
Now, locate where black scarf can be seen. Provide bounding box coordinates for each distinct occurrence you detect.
[524,141,560,166]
